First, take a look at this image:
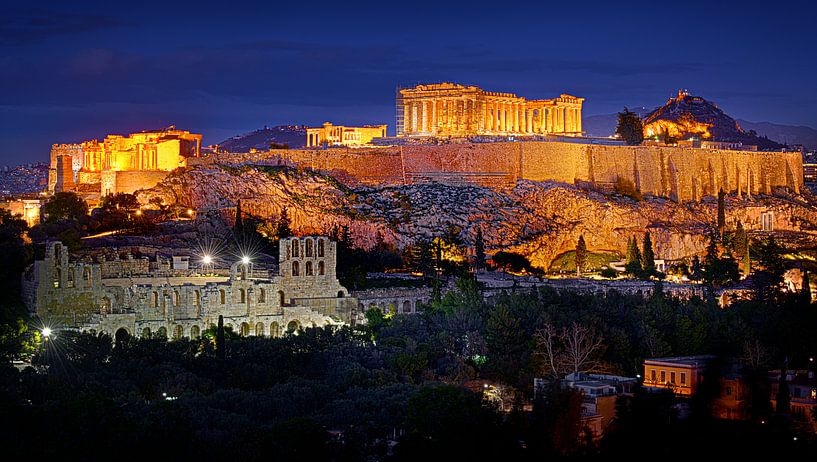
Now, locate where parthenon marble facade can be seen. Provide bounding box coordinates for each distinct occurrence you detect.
[397,82,583,137]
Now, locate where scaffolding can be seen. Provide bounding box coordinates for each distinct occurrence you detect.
[395,85,407,137]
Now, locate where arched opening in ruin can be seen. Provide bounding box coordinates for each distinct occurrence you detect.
[190,325,200,339]
[194,290,201,306]
[403,300,412,313]
[239,288,246,304]
[173,325,183,340]
[156,326,167,339]
[239,322,250,336]
[318,261,325,275]
[286,320,299,335]
[151,292,159,308]
[83,267,92,287]
[255,322,264,336]
[67,269,74,288]
[278,290,285,307]
[292,261,300,276]
[114,327,130,344]
[318,239,325,257]
[141,327,151,338]
[292,239,299,257]
[337,290,344,298]
[259,288,266,303]
[53,268,61,288]
[270,322,281,338]
[305,261,313,276]
[219,289,226,304]
[172,290,179,306]
[306,238,313,257]
[100,296,112,315]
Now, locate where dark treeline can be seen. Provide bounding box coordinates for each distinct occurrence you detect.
[2,278,815,460]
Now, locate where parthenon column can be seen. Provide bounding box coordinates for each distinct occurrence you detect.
[499,102,505,132]
[513,103,520,132]
[575,108,582,133]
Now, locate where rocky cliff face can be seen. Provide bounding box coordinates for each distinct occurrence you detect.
[138,165,817,269]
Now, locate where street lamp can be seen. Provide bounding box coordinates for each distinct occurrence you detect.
[41,327,52,338]
[202,255,213,265]
[241,256,250,265]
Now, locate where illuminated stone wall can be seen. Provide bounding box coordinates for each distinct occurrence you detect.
[205,141,803,202]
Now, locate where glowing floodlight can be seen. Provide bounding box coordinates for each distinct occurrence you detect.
[41,327,52,337]
[202,255,213,265]
[241,256,251,265]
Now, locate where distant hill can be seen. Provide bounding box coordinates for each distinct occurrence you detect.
[737,120,817,150]
[642,91,783,150]
[216,125,307,152]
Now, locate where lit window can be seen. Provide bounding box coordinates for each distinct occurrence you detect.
[660,371,666,383]
[670,372,676,384]
[680,372,686,385]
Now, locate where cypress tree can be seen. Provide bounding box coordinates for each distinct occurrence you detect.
[276,207,293,239]
[474,227,486,271]
[717,189,726,240]
[625,236,643,276]
[641,232,656,276]
[216,314,225,360]
[575,234,587,277]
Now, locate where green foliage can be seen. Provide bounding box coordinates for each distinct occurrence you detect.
[625,236,643,276]
[575,234,587,276]
[474,226,486,270]
[702,235,740,287]
[717,189,726,237]
[615,107,644,146]
[751,236,787,302]
[600,267,618,279]
[41,192,88,223]
[275,206,293,240]
[641,232,656,276]
[492,251,531,273]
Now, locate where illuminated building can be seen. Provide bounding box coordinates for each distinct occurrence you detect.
[643,355,714,396]
[396,82,583,137]
[305,122,387,147]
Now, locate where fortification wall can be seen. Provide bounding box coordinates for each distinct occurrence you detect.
[102,170,172,195]
[203,142,803,201]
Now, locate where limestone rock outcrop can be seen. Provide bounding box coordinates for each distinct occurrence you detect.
[138,165,817,269]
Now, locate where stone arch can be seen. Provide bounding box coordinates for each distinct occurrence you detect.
[306,261,313,276]
[190,325,200,339]
[403,300,412,313]
[66,268,74,288]
[286,320,299,334]
[172,290,180,306]
[255,322,265,336]
[306,238,314,257]
[239,288,246,303]
[318,239,325,257]
[114,327,130,343]
[318,261,325,275]
[157,326,167,339]
[239,322,250,336]
[278,290,285,307]
[259,288,266,303]
[151,291,159,308]
[53,267,61,288]
[270,322,281,338]
[292,261,300,276]
[219,289,226,304]
[292,239,299,257]
[141,327,151,338]
[83,267,92,287]
[337,290,344,298]
[172,325,183,339]
[194,290,201,306]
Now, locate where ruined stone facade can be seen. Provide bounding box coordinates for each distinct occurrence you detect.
[198,141,804,202]
[397,83,583,137]
[22,237,356,339]
[49,127,203,197]
[306,122,387,147]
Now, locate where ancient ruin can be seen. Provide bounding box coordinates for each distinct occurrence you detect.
[23,237,355,338]
[397,82,583,137]
[306,122,387,147]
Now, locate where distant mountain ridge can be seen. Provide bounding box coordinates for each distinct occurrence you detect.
[216,125,307,152]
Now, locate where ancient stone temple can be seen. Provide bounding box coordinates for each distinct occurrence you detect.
[306,122,387,147]
[396,82,583,137]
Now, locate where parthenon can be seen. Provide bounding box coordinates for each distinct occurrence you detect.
[397,82,583,137]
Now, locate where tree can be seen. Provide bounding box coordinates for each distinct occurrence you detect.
[234,199,243,234]
[535,322,605,377]
[216,315,225,360]
[625,237,643,276]
[575,235,587,277]
[702,234,739,287]
[615,107,644,146]
[801,270,812,305]
[492,251,530,273]
[733,220,750,275]
[717,189,726,239]
[41,192,88,223]
[474,227,486,271]
[275,207,292,240]
[641,232,656,277]
[752,236,786,302]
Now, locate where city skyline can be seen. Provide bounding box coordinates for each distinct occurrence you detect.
[2,0,816,164]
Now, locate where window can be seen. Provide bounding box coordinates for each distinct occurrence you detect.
[670,372,676,384]
[660,371,666,383]
[680,372,687,385]
[83,267,92,287]
[67,270,74,288]
[219,289,226,304]
[151,291,159,308]
[306,238,313,257]
[318,239,325,257]
[259,288,266,303]
[239,288,246,303]
[292,239,299,257]
[53,268,61,288]
[292,261,300,276]
[306,261,313,276]
[318,261,325,275]
[651,370,656,382]
[194,290,201,306]
[172,290,179,306]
